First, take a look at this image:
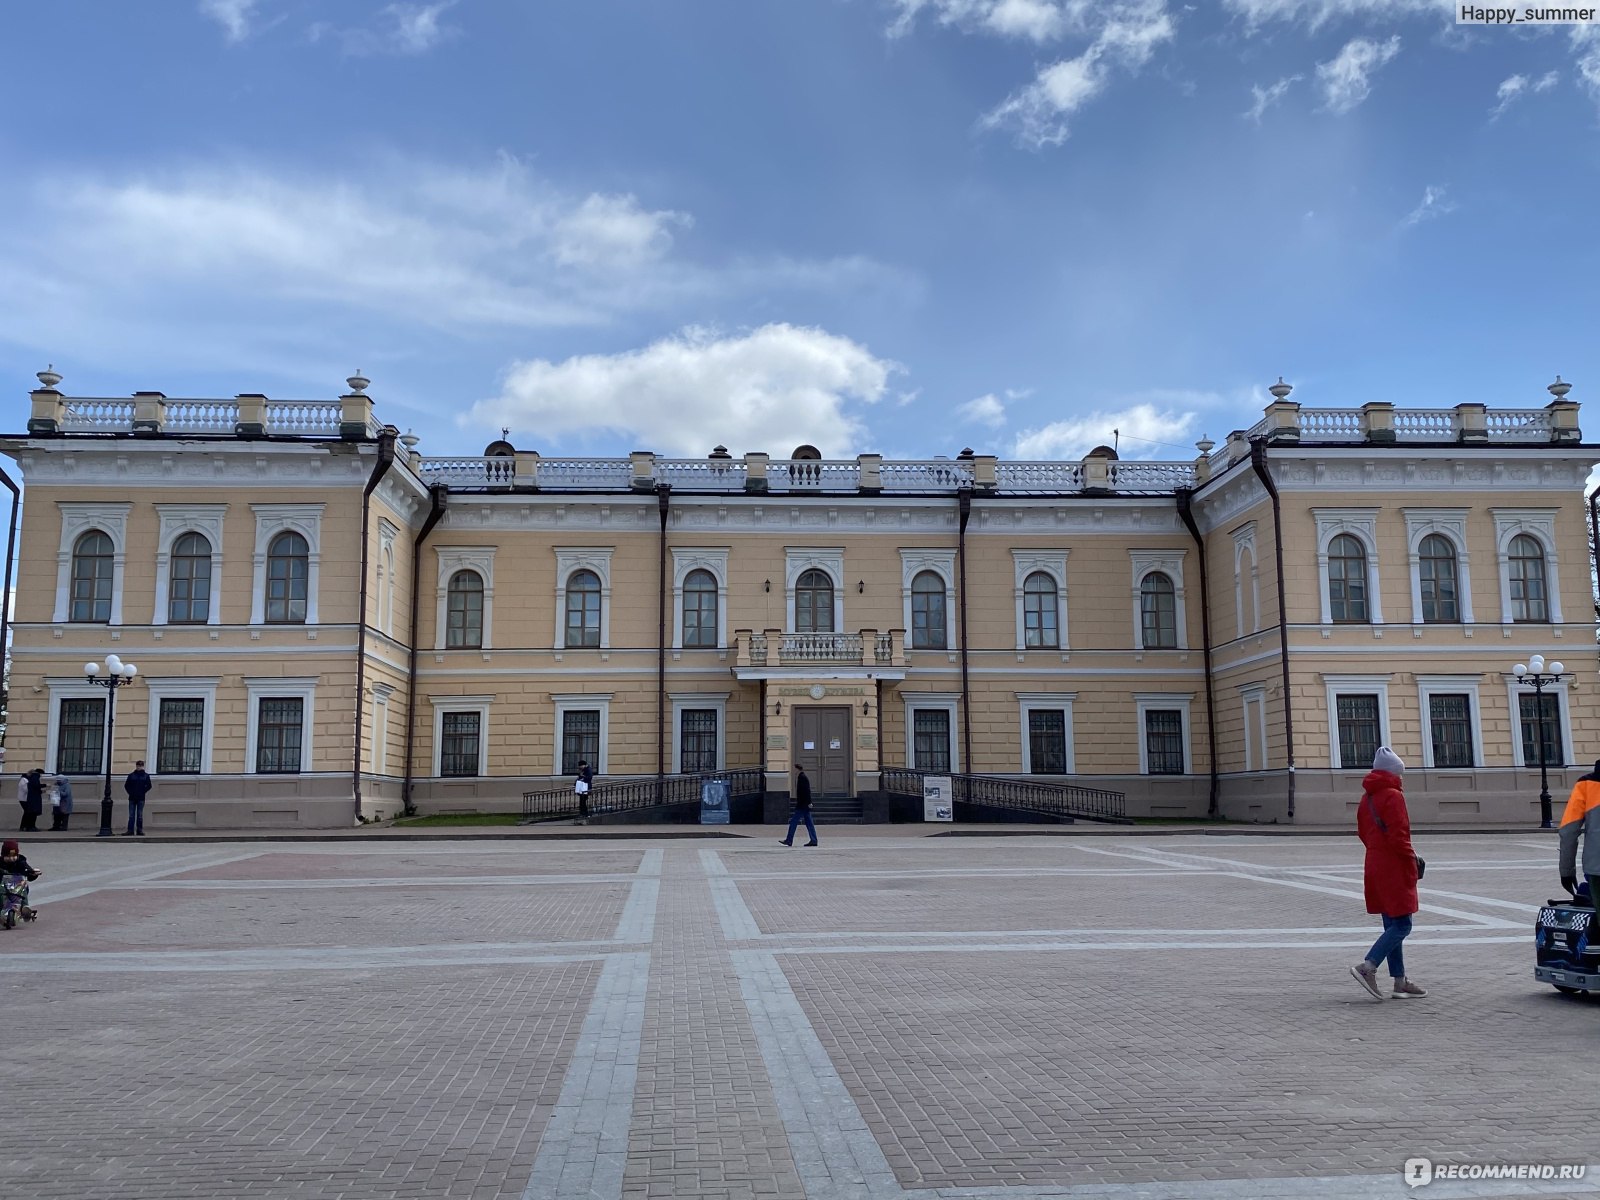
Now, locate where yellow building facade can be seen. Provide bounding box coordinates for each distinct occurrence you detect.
[3,371,1595,828]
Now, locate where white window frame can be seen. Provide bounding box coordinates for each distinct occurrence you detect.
[670,692,729,773]
[552,693,612,774]
[143,676,220,775]
[1012,550,1069,652]
[1402,508,1473,625]
[371,683,393,775]
[554,548,614,650]
[152,504,226,627]
[901,549,957,651]
[1492,509,1564,625]
[786,547,846,634]
[1314,508,1384,626]
[435,546,497,651]
[44,678,109,777]
[671,548,730,650]
[1135,692,1193,776]
[1239,685,1268,772]
[1323,674,1392,771]
[1415,675,1484,770]
[244,677,318,775]
[1017,692,1076,775]
[377,520,398,636]
[250,504,325,626]
[54,502,131,625]
[1231,523,1259,638]
[1129,550,1188,650]
[903,692,961,773]
[1506,678,1574,768]
[430,695,493,778]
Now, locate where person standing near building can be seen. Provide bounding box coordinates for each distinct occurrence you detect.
[19,769,43,833]
[576,760,593,821]
[51,775,73,832]
[1350,747,1426,1000]
[780,763,818,847]
[123,761,152,836]
[1559,758,1600,909]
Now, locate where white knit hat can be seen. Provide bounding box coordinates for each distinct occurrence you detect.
[1373,746,1405,775]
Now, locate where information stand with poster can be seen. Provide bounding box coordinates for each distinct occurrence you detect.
[700,778,731,825]
[923,775,953,822]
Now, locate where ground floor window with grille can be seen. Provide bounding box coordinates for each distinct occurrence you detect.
[913,709,951,773]
[256,697,304,774]
[1336,694,1380,769]
[680,709,718,773]
[1519,693,1564,768]
[1143,709,1185,774]
[1028,710,1068,774]
[441,712,482,777]
[157,698,205,774]
[57,697,105,775]
[562,710,600,776]
[1428,694,1474,768]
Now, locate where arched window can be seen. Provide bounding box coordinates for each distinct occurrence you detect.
[1509,534,1549,622]
[1023,572,1059,649]
[1140,571,1177,649]
[70,530,114,623]
[1328,534,1369,623]
[683,569,718,648]
[168,532,212,624]
[265,531,309,624]
[911,570,947,649]
[795,569,834,633]
[1418,534,1460,623]
[565,569,602,648]
[446,570,484,649]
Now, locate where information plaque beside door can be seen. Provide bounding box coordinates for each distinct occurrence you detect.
[923,775,953,822]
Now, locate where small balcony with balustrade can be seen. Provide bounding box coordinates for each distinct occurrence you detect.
[731,627,907,681]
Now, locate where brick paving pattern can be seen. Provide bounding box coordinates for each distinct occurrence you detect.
[3,832,1596,1199]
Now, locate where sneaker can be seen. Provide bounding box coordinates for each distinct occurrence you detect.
[779,839,792,847]
[1350,961,1383,1000]
[1391,979,1428,999]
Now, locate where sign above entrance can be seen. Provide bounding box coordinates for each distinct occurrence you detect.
[775,685,867,698]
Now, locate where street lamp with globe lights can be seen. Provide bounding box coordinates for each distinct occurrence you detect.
[1512,654,1566,829]
[84,654,138,838]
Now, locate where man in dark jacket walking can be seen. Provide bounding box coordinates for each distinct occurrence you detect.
[123,761,152,836]
[1559,758,1600,907]
[780,764,818,847]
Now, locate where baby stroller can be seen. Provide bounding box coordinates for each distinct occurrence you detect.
[0,872,37,929]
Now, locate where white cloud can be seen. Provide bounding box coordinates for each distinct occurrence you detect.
[467,324,900,457]
[958,394,1008,427]
[1400,183,1455,228]
[1012,401,1200,459]
[1573,26,1600,107]
[199,0,260,43]
[310,1,462,57]
[887,0,1088,42]
[551,194,692,270]
[1492,73,1530,118]
[1316,35,1401,115]
[1221,0,1451,29]
[1243,75,1300,122]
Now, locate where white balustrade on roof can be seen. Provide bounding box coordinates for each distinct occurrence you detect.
[164,400,239,433]
[654,459,748,490]
[1297,408,1366,439]
[1108,461,1197,490]
[60,400,136,431]
[879,459,975,490]
[767,460,860,492]
[993,461,1085,491]
[265,401,343,435]
[1486,408,1554,441]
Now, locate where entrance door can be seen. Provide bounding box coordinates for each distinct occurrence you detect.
[794,706,852,796]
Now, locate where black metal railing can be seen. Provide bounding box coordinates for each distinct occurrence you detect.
[521,767,766,822]
[880,768,1129,824]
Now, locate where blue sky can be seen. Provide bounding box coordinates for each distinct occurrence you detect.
[1,0,1598,463]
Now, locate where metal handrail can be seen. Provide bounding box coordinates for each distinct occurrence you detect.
[520,766,766,822]
[880,768,1129,824]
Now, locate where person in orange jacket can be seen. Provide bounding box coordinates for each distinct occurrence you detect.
[1351,747,1427,1000]
[1558,758,1600,905]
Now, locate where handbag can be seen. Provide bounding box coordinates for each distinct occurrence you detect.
[574,780,589,795]
[1415,855,1426,880]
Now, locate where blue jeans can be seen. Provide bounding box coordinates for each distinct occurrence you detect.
[784,809,816,844]
[125,799,145,835]
[1365,913,1412,979]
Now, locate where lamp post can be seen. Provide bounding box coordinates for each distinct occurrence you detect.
[84,654,139,838]
[1512,654,1566,829]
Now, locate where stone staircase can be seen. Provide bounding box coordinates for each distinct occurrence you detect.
[806,796,865,824]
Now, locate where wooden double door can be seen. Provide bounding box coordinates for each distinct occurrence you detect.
[792,706,853,797]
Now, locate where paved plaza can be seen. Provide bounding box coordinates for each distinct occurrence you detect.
[4,828,1599,1199]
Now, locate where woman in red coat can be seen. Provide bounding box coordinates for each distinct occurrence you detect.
[1351,747,1427,1000]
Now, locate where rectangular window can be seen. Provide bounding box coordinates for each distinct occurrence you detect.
[1336,694,1380,770]
[441,712,481,777]
[256,697,304,774]
[1519,693,1563,768]
[1143,709,1185,774]
[57,697,106,775]
[561,710,601,776]
[680,709,718,773]
[1028,710,1068,775]
[913,709,951,773]
[1428,694,1474,768]
[157,698,205,774]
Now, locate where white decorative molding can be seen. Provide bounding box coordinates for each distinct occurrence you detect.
[669,691,730,772]
[1238,684,1268,772]
[249,504,325,626]
[553,547,615,649]
[143,676,221,775]
[435,546,498,651]
[1011,550,1070,652]
[552,692,613,774]
[53,501,131,625]
[1133,692,1193,775]
[1312,507,1384,626]
[1491,508,1564,624]
[1414,674,1485,770]
[243,676,319,775]
[152,504,227,627]
[785,547,846,633]
[428,694,493,778]
[901,548,957,650]
[1322,673,1392,770]
[902,691,961,773]
[1128,548,1188,650]
[1401,508,1473,625]
[671,548,730,650]
[1016,691,1077,774]
[1230,523,1259,638]
[376,519,399,636]
[44,679,107,776]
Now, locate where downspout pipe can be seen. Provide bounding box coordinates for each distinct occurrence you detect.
[401,484,449,816]
[957,487,974,792]
[657,485,671,805]
[1249,441,1296,822]
[1175,488,1220,820]
[352,430,396,823]
[1589,486,1600,623]
[0,463,19,711]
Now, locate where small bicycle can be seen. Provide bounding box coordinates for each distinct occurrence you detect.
[0,872,37,930]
